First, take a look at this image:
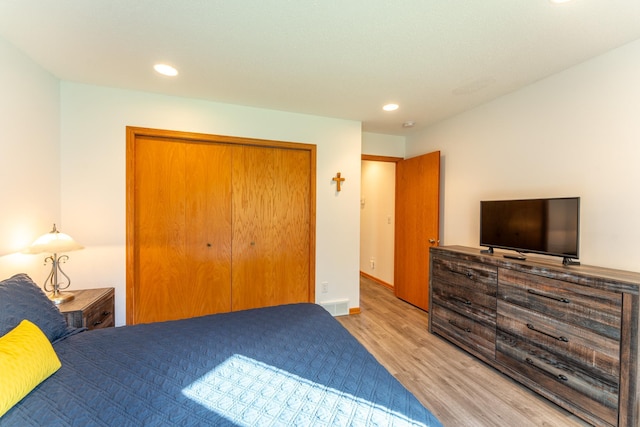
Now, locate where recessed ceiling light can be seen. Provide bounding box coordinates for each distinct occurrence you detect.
[550,0,573,3]
[154,63,178,77]
[383,103,399,111]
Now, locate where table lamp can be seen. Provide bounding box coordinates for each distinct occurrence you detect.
[27,224,84,304]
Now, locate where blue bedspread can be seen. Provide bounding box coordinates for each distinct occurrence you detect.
[2,303,443,426]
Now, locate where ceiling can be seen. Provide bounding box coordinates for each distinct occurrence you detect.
[1,0,639,136]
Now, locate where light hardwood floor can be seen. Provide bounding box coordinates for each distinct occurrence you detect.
[337,275,592,427]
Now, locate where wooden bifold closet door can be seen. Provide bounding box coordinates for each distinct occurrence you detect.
[231,145,312,311]
[126,127,316,325]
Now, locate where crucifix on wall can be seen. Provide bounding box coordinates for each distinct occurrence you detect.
[332,172,345,192]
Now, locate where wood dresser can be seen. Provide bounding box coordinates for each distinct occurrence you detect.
[429,245,640,427]
[58,288,115,330]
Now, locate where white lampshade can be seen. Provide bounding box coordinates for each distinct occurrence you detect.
[24,224,84,304]
[27,224,84,254]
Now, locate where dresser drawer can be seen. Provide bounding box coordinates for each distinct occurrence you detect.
[58,288,115,330]
[497,296,620,427]
[496,325,619,426]
[497,300,620,382]
[432,256,497,324]
[84,293,115,330]
[498,268,622,340]
[432,303,496,360]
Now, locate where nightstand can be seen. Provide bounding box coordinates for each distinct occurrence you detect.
[57,288,115,330]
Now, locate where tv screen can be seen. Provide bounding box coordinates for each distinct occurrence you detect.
[480,197,580,260]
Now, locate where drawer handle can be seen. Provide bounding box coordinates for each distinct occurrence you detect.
[451,296,472,306]
[526,323,569,342]
[527,289,570,304]
[449,320,471,333]
[526,358,569,382]
[93,311,112,327]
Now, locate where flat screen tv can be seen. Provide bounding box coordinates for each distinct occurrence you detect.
[480,197,580,264]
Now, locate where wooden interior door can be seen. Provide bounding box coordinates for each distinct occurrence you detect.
[231,145,312,311]
[394,151,440,311]
[130,136,232,324]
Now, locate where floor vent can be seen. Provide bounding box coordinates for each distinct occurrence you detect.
[320,299,349,316]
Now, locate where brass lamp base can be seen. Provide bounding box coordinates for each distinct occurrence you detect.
[49,291,75,305]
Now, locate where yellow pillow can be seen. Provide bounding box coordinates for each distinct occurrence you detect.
[0,319,61,418]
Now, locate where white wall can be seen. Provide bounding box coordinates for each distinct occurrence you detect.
[360,160,395,285]
[362,132,405,157]
[0,36,61,280]
[406,39,640,272]
[59,83,362,325]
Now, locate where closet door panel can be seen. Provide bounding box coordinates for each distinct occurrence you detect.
[184,143,233,317]
[132,138,232,323]
[134,137,187,323]
[231,145,311,310]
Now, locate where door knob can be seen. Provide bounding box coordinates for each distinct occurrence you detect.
[428,238,439,244]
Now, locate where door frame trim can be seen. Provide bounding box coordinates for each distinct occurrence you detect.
[126,126,317,324]
[361,154,403,163]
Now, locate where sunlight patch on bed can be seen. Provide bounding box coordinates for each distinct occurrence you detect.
[182,354,427,426]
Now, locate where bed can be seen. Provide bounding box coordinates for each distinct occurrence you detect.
[0,274,443,426]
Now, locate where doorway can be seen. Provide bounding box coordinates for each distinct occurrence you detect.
[360,158,397,289]
[360,151,440,311]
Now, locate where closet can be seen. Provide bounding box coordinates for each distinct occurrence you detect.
[126,127,316,324]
